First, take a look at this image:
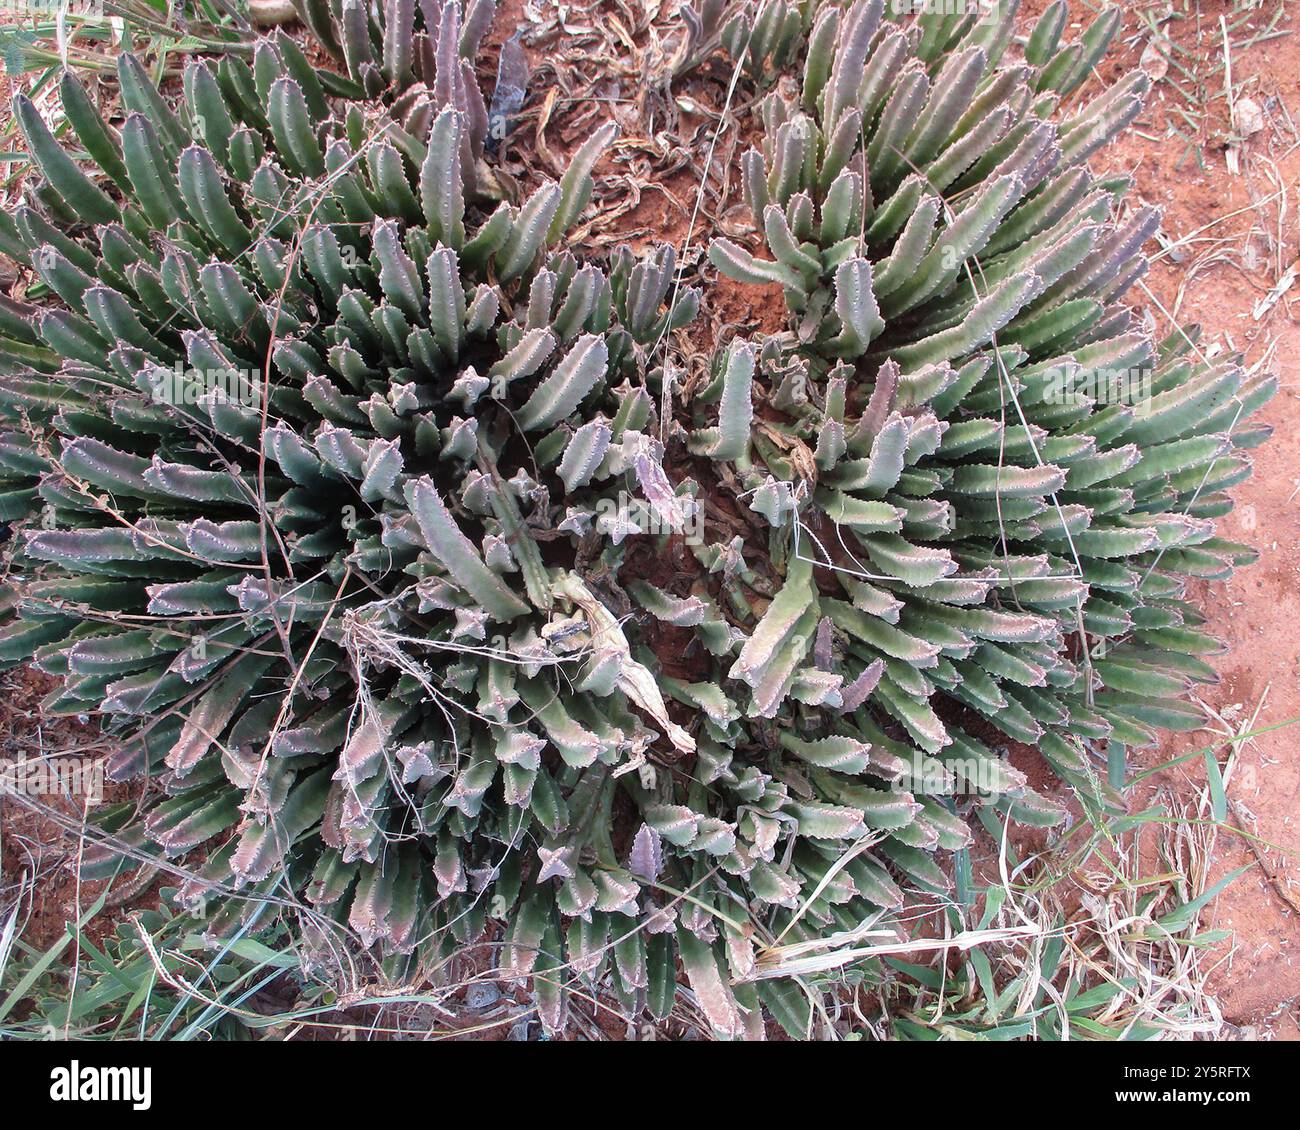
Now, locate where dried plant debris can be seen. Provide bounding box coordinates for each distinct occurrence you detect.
[0,0,1275,1038]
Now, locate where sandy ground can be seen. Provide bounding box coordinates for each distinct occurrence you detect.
[1067,0,1300,1034]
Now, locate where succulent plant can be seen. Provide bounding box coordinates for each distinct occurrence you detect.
[0,0,1274,1039]
[0,1,706,1028]
[719,0,809,79]
[692,0,1271,944]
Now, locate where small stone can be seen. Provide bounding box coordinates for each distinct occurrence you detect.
[465,982,502,1010]
[1233,97,1266,137]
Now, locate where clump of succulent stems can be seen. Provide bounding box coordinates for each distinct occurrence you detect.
[0,0,1273,1037]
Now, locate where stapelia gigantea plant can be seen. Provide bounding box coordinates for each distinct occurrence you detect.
[645,0,1271,1026]
[0,0,717,1027]
[686,0,1273,928]
[0,0,1275,1038]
